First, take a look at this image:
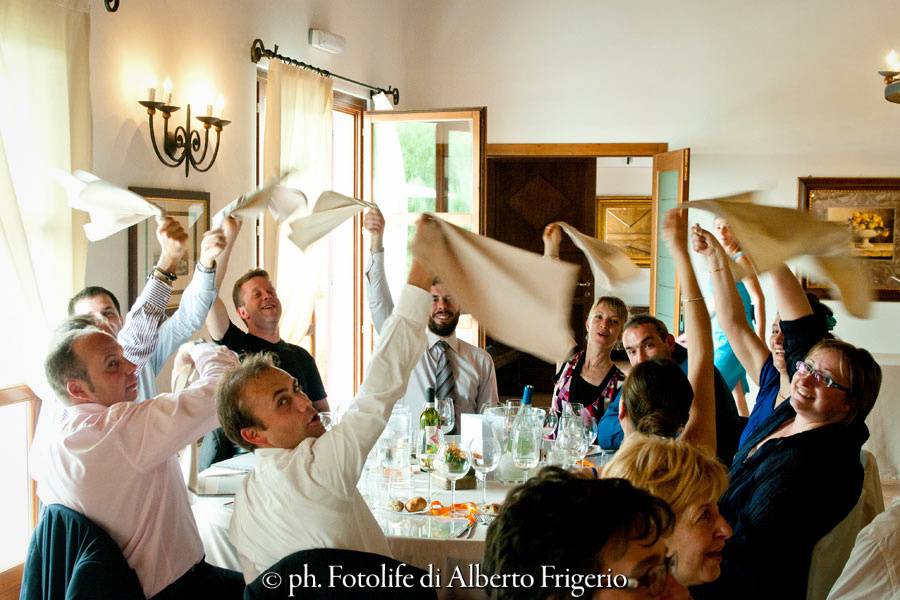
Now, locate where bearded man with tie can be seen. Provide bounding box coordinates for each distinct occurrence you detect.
[364,208,498,434]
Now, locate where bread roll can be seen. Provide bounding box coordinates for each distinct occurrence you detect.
[405,496,427,512]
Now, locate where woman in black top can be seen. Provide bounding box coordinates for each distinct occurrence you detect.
[691,225,882,599]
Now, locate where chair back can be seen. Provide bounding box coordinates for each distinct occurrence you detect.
[245,548,436,599]
[805,450,885,600]
[20,504,144,600]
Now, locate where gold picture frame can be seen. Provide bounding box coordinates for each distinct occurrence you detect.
[799,177,899,301]
[127,187,210,312]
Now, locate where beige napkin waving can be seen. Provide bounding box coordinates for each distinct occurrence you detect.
[411,215,579,363]
[54,170,163,241]
[555,222,640,299]
[690,197,871,318]
[211,173,307,228]
[287,192,376,251]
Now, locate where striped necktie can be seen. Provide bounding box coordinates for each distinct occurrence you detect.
[433,340,455,402]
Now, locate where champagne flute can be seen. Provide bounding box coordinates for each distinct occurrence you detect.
[434,435,471,516]
[468,434,501,505]
[436,396,455,435]
[416,428,440,504]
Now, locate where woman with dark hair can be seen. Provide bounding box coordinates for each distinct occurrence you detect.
[617,209,717,455]
[690,225,882,600]
[544,224,629,422]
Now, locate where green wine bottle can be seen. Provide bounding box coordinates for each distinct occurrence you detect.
[420,387,441,456]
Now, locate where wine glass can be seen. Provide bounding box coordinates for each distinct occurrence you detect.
[436,396,455,435]
[468,434,501,505]
[542,411,559,440]
[416,428,440,504]
[318,411,333,432]
[434,435,471,516]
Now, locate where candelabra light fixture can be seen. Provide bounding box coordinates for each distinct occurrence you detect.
[138,78,230,177]
[879,50,900,103]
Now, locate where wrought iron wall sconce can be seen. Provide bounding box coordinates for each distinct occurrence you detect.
[138,81,230,177]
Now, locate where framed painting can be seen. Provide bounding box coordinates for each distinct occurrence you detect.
[596,196,652,268]
[799,177,900,301]
[127,187,210,311]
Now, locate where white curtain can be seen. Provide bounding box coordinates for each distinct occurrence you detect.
[0,0,91,389]
[262,60,333,345]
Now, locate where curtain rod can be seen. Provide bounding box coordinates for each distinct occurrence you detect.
[250,38,399,105]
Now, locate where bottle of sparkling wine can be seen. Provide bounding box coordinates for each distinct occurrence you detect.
[419,387,441,457]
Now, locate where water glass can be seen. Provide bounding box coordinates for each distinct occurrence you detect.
[511,423,541,471]
[318,411,333,432]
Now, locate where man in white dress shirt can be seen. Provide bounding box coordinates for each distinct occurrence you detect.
[363,208,498,433]
[219,229,434,581]
[35,328,243,599]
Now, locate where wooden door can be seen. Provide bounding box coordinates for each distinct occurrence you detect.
[485,157,596,398]
[649,148,690,334]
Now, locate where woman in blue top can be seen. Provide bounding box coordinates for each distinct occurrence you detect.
[690,225,882,600]
[709,218,766,417]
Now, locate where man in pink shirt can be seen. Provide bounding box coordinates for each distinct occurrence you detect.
[34,327,244,599]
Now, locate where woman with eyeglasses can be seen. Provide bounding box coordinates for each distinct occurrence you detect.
[603,434,733,589]
[689,225,882,600]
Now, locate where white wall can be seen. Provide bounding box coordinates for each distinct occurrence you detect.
[403,0,900,353]
[87,0,410,387]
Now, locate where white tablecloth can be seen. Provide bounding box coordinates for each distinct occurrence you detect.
[191,466,514,599]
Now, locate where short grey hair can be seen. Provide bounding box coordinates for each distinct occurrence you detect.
[45,327,99,404]
[216,352,280,452]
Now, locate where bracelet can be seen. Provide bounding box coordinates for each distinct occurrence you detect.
[683,297,704,303]
[196,262,216,274]
[147,270,173,285]
[709,266,726,273]
[152,266,178,282]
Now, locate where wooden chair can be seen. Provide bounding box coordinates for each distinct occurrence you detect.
[806,450,885,600]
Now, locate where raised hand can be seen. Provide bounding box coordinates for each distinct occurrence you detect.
[543,223,562,258]
[663,208,689,253]
[155,217,189,274]
[222,215,242,244]
[363,207,385,252]
[198,228,227,270]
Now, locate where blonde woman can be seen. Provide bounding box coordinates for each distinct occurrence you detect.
[603,434,732,588]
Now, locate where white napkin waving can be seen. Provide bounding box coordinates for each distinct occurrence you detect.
[53,170,162,241]
[211,173,307,228]
[287,192,376,251]
[555,222,641,299]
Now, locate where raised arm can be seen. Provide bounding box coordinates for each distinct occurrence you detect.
[665,209,716,454]
[117,217,187,369]
[362,207,394,334]
[116,343,240,471]
[145,228,227,376]
[735,254,767,342]
[206,217,242,341]
[693,226,771,386]
[308,218,433,496]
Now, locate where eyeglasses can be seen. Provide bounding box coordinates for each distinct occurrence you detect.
[795,360,851,393]
[624,554,676,596]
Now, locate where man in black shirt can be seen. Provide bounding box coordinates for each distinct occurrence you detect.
[199,218,328,468]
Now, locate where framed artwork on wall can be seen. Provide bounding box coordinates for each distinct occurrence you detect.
[596,196,652,268]
[127,187,210,311]
[799,177,900,301]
